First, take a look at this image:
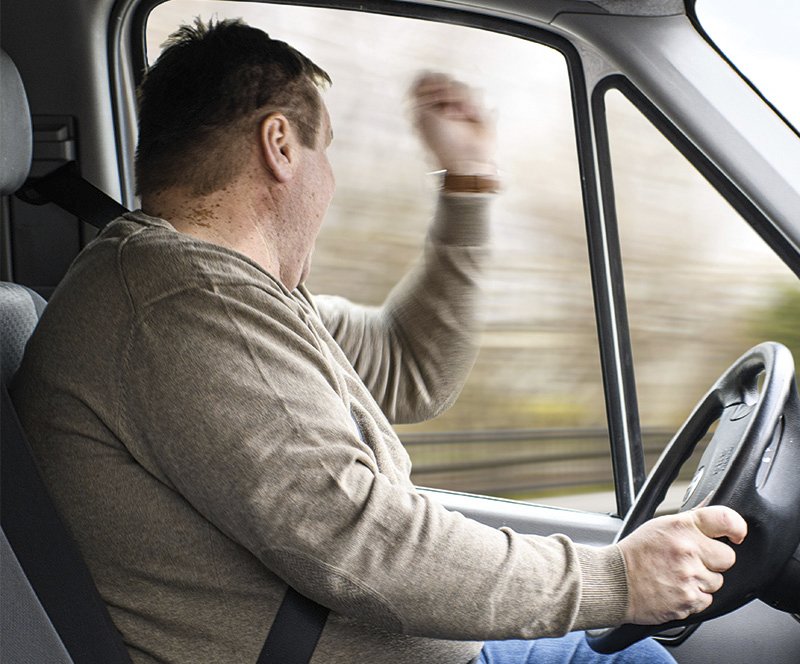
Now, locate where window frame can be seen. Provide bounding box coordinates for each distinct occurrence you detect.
[113,0,652,516]
[686,0,800,140]
[593,74,800,279]
[590,72,800,492]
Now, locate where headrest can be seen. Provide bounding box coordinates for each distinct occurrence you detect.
[0,49,32,196]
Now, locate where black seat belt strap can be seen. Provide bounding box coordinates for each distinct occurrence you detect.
[1,386,134,663]
[16,161,128,230]
[257,587,329,664]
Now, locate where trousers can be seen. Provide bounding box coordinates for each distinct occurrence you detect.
[477,632,676,663]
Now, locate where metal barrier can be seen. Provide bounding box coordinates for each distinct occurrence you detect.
[402,427,694,499]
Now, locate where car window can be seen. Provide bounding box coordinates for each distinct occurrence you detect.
[603,87,800,508]
[694,0,800,132]
[146,1,616,511]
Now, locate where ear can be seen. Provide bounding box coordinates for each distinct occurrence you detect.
[258,113,295,184]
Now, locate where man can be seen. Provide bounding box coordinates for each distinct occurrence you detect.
[13,18,746,664]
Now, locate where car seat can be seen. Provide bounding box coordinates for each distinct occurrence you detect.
[0,47,132,664]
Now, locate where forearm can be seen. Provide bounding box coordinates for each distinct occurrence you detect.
[321,192,491,423]
[125,280,629,642]
[267,470,629,640]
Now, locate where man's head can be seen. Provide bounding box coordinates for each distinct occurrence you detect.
[135,18,331,198]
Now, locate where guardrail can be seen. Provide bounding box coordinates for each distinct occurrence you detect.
[401,427,698,499]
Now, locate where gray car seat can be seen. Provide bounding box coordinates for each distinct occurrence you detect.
[0,48,132,664]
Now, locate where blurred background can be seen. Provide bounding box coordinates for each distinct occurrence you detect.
[146,1,800,514]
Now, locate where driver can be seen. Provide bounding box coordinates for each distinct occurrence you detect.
[12,18,747,664]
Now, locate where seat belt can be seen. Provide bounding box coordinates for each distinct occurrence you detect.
[16,161,127,229]
[257,587,330,664]
[1,385,134,663]
[14,162,331,663]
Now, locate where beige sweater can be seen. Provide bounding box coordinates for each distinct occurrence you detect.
[13,194,627,663]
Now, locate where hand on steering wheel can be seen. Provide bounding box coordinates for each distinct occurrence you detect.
[618,505,746,625]
[588,342,800,653]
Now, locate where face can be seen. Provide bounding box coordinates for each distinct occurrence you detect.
[295,100,335,283]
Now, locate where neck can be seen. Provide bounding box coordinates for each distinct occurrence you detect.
[142,183,302,289]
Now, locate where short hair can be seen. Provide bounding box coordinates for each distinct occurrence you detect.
[135,18,331,197]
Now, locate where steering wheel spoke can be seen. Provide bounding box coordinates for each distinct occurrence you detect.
[588,342,800,653]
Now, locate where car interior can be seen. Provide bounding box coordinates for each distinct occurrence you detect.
[2,0,800,662]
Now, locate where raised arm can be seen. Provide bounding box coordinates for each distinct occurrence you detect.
[316,73,497,423]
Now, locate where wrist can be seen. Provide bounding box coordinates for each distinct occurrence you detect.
[442,171,501,194]
[573,543,630,630]
[442,160,498,177]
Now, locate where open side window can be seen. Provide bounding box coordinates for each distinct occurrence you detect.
[140,0,629,514]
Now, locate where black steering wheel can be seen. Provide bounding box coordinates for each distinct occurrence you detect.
[588,342,800,653]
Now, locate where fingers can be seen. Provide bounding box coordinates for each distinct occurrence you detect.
[692,505,748,545]
[407,71,496,174]
[687,592,713,618]
[699,570,725,594]
[410,71,463,100]
[410,72,483,123]
[689,506,745,575]
[617,507,747,625]
[699,536,737,573]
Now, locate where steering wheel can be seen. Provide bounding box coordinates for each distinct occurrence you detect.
[588,342,800,653]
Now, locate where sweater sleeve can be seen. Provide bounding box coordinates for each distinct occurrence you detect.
[120,281,628,641]
[315,193,489,424]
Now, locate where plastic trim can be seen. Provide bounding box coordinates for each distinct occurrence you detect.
[594,75,800,281]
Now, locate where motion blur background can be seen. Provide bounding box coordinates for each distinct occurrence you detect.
[146,0,800,514]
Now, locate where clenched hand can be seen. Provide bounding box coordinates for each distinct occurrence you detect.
[618,505,747,625]
[409,72,496,176]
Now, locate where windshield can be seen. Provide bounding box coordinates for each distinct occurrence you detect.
[695,0,800,133]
